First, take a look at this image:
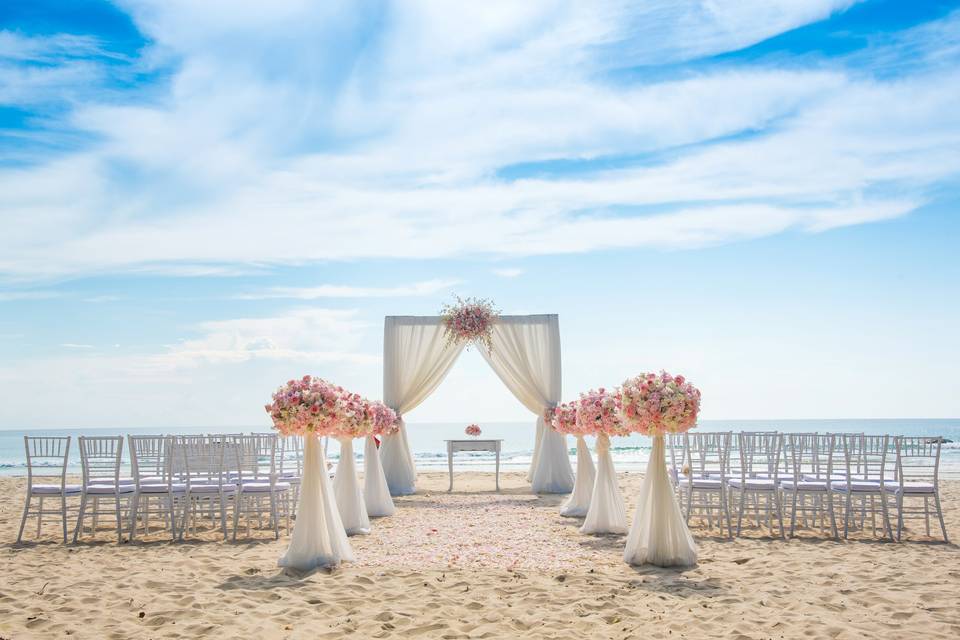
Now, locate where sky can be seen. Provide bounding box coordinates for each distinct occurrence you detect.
[1,0,959,429]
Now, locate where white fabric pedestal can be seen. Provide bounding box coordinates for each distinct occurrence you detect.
[363,435,395,517]
[278,435,353,570]
[580,433,628,534]
[560,435,595,517]
[623,434,698,567]
[332,438,371,535]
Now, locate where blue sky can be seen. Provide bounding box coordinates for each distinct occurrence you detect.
[1,0,958,428]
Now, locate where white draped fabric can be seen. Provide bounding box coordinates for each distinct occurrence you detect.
[480,315,573,494]
[560,435,595,517]
[624,435,698,566]
[332,438,370,535]
[381,317,465,495]
[580,433,628,534]
[279,435,353,570]
[363,435,395,517]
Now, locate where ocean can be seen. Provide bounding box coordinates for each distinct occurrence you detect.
[2,419,959,478]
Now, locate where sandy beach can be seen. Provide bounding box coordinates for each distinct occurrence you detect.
[2,471,958,639]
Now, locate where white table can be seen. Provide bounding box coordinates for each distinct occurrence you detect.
[445,439,504,492]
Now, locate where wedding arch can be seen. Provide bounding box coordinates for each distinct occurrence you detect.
[377,314,575,495]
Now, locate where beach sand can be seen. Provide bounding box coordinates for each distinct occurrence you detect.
[1,471,958,639]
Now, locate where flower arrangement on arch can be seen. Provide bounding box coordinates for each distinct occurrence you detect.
[465,423,482,437]
[440,296,499,352]
[575,388,630,437]
[619,371,701,436]
[264,375,345,437]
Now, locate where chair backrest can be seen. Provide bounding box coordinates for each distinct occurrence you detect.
[176,436,228,486]
[23,436,71,490]
[786,433,832,480]
[685,431,731,480]
[737,432,782,481]
[840,433,889,482]
[78,435,124,486]
[278,435,303,477]
[894,436,941,488]
[128,435,173,487]
[233,434,277,482]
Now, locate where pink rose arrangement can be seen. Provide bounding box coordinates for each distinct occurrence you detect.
[575,388,629,437]
[548,402,580,435]
[368,401,400,437]
[440,296,499,352]
[265,375,399,439]
[619,371,701,436]
[465,424,482,437]
[264,375,344,437]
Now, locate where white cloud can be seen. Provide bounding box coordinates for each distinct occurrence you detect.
[0,290,61,301]
[492,268,524,278]
[0,2,956,280]
[61,343,94,349]
[235,278,460,300]
[151,308,378,370]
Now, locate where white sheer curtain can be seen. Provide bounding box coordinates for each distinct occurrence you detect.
[332,438,370,535]
[363,435,395,517]
[279,435,353,570]
[624,434,698,566]
[381,317,465,495]
[480,314,573,494]
[580,433,628,534]
[560,435,595,517]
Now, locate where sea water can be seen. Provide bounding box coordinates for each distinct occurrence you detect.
[2,419,958,478]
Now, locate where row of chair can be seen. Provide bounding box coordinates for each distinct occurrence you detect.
[17,433,309,544]
[668,432,949,542]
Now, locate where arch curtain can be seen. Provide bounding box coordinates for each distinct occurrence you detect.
[379,314,574,495]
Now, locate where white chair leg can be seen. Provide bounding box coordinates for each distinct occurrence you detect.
[17,493,31,543]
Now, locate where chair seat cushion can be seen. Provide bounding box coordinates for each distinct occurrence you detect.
[680,477,724,489]
[831,480,882,492]
[884,481,935,494]
[727,478,777,490]
[187,483,237,493]
[240,481,291,492]
[139,483,187,493]
[85,483,136,494]
[32,483,82,495]
[780,480,828,491]
[756,473,794,481]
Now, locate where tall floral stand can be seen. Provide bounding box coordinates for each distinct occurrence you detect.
[623,434,697,567]
[332,437,371,535]
[560,435,596,517]
[279,434,354,570]
[580,433,628,534]
[363,435,396,517]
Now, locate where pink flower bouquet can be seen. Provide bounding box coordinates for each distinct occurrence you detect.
[331,390,374,440]
[264,375,344,437]
[575,388,630,437]
[440,296,499,352]
[548,402,580,435]
[465,424,482,437]
[368,401,399,437]
[619,371,701,436]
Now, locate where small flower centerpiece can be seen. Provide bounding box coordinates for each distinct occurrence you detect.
[465,423,482,437]
[574,388,629,534]
[440,296,499,352]
[265,375,344,437]
[619,371,701,436]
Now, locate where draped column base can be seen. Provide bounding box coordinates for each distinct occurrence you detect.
[560,435,596,517]
[279,435,353,570]
[580,433,628,534]
[332,438,371,536]
[531,418,575,494]
[623,434,698,567]
[363,435,396,517]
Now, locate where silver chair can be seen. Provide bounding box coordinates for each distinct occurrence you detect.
[888,436,948,542]
[74,435,135,543]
